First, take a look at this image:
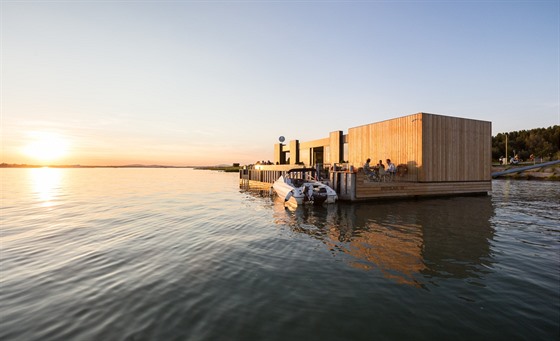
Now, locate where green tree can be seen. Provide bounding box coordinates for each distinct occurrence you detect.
[492,125,559,162]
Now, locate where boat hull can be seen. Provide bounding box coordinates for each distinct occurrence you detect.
[272,177,306,205]
[272,174,337,206]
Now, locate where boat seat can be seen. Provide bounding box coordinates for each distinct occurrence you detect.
[292,179,304,187]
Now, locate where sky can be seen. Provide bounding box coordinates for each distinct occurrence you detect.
[1,0,559,166]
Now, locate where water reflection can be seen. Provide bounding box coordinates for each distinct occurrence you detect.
[28,167,63,206]
[271,196,495,286]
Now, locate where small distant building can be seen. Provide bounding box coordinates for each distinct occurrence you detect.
[246,112,492,201]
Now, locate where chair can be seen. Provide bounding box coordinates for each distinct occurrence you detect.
[377,167,389,182]
[362,167,378,182]
[387,170,396,182]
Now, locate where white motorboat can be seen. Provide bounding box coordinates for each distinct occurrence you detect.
[272,168,338,206]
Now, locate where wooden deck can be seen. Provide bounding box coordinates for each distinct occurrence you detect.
[354,172,491,200]
[240,167,491,202]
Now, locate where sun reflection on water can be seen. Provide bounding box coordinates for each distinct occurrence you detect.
[29,167,63,206]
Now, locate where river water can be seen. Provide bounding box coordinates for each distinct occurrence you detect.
[1,168,558,340]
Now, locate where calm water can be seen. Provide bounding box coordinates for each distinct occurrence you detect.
[1,168,559,340]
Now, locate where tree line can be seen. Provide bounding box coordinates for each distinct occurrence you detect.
[492,125,560,162]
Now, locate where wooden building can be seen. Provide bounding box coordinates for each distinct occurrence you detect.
[247,112,492,201]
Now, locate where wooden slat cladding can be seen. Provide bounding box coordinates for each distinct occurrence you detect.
[329,131,343,165]
[355,173,491,199]
[348,113,423,181]
[421,113,492,181]
[300,137,330,150]
[348,113,491,182]
[356,181,491,199]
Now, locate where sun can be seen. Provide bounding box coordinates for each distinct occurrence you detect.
[23,132,70,163]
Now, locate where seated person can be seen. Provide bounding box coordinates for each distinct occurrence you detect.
[364,158,374,176]
[377,160,385,170]
[386,159,396,175]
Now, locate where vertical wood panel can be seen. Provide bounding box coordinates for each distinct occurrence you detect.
[421,113,491,181]
[348,113,490,182]
[349,113,423,182]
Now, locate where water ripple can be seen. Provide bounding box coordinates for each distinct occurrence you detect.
[1,170,558,340]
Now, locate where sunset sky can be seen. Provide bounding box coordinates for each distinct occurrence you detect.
[2,1,559,166]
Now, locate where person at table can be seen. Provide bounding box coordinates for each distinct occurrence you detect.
[386,159,396,176]
[364,158,374,176]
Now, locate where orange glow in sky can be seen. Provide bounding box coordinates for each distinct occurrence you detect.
[2,2,558,166]
[21,132,70,164]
